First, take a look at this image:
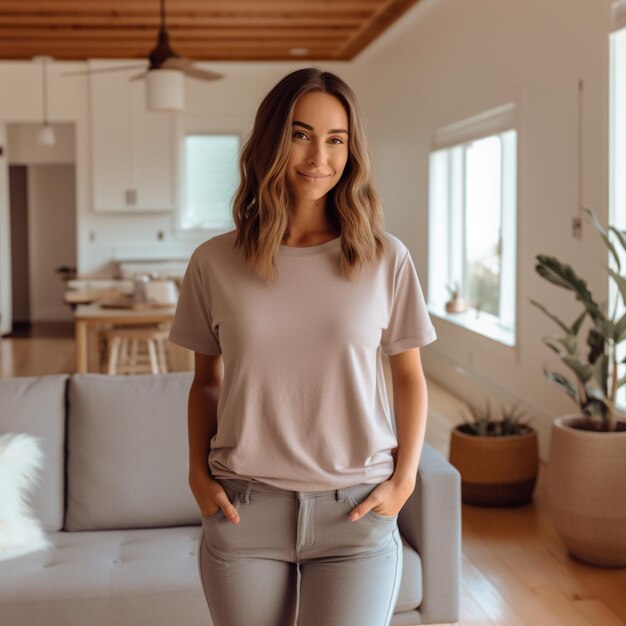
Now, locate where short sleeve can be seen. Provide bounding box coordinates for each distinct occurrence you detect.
[168,249,222,356]
[380,250,437,356]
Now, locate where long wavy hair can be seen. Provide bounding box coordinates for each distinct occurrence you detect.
[231,66,387,285]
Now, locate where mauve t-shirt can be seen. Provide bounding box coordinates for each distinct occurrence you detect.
[168,229,437,491]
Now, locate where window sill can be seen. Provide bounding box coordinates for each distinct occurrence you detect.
[427,302,516,347]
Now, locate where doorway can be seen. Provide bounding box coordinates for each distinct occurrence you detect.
[2,122,76,338]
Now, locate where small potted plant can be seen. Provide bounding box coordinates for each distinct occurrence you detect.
[448,398,539,507]
[445,281,469,313]
[530,205,626,567]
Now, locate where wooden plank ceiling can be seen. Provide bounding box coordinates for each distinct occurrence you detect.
[0,0,421,62]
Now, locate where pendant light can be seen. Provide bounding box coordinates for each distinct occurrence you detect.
[144,0,184,111]
[145,67,184,112]
[33,55,55,146]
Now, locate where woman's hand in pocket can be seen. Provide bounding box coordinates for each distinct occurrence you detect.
[348,478,413,521]
[189,472,240,524]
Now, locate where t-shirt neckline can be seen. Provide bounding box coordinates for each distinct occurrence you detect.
[279,236,341,256]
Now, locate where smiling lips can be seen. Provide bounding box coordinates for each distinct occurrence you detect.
[298,171,332,182]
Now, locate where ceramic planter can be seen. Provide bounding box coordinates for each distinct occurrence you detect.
[449,424,539,506]
[445,298,469,313]
[547,414,626,567]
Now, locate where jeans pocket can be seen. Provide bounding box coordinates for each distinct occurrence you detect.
[345,486,398,522]
[201,481,239,522]
[201,507,226,522]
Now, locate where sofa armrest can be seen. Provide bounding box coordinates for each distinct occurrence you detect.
[397,441,461,624]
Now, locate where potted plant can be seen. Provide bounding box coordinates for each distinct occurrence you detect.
[445,281,469,313]
[530,206,626,567]
[448,398,539,506]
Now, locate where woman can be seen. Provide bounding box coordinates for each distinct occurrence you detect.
[168,67,437,626]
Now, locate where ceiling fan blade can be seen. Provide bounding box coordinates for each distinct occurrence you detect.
[182,65,225,81]
[62,64,147,77]
[160,57,190,70]
[161,57,224,81]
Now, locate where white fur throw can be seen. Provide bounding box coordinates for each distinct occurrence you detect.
[0,433,51,561]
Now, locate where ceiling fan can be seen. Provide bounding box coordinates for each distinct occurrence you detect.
[62,0,224,110]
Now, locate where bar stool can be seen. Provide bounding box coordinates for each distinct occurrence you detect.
[102,325,170,375]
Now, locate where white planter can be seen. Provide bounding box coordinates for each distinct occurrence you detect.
[547,414,626,567]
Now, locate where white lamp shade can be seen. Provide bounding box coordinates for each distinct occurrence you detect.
[146,69,184,111]
[36,124,55,146]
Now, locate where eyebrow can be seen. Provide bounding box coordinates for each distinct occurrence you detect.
[292,120,349,135]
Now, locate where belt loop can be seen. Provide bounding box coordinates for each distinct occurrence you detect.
[336,487,345,502]
[241,481,252,504]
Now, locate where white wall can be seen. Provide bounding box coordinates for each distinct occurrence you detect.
[348,0,615,459]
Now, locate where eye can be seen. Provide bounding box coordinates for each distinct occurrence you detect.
[293,131,308,139]
[329,137,344,145]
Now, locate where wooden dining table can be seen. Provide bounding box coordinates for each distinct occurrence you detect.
[73,302,193,373]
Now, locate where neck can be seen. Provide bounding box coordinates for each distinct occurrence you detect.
[284,197,336,242]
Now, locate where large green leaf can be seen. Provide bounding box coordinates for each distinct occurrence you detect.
[534,255,604,324]
[608,267,626,308]
[571,309,587,335]
[608,224,626,258]
[615,310,626,342]
[584,206,621,272]
[596,318,616,341]
[592,353,609,390]
[535,255,577,289]
[558,334,578,355]
[561,355,593,384]
[543,335,577,356]
[543,368,577,400]
[542,337,563,355]
[587,327,605,363]
[586,328,608,394]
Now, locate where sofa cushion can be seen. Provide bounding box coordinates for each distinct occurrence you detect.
[0,375,68,532]
[0,527,209,626]
[0,528,422,626]
[65,372,200,530]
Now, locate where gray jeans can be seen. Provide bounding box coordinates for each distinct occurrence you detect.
[197,477,403,626]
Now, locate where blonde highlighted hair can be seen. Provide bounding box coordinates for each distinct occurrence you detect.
[231,67,387,285]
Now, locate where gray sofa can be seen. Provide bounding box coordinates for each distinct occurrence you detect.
[0,372,461,626]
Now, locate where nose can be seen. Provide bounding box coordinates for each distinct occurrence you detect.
[306,138,328,165]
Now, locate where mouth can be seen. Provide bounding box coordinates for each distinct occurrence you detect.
[297,172,332,182]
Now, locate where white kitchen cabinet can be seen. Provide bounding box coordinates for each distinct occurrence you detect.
[89,60,175,212]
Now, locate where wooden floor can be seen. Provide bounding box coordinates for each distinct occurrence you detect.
[1,332,625,626]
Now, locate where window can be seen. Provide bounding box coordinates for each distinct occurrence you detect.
[428,105,518,346]
[609,7,626,409]
[180,134,240,230]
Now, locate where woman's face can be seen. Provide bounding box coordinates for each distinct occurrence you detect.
[285,91,349,203]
